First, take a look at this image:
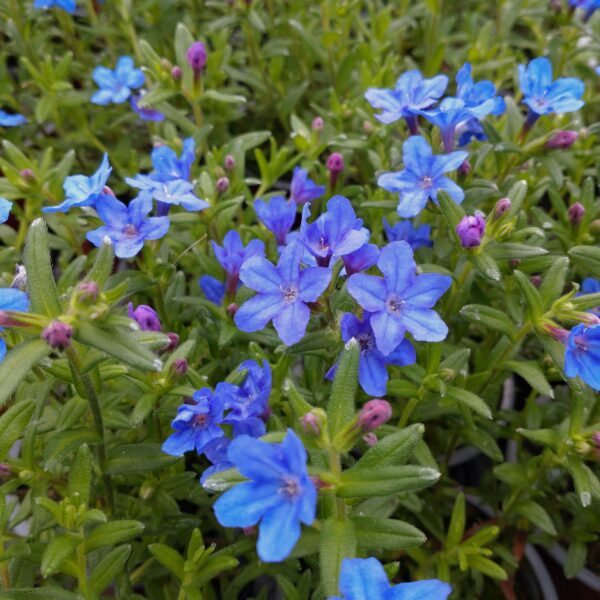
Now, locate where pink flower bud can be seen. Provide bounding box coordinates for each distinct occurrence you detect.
[545,130,578,150]
[102,186,116,197]
[227,303,238,316]
[530,275,542,288]
[362,433,378,447]
[186,42,207,75]
[216,177,229,194]
[357,399,392,432]
[546,324,570,344]
[458,159,471,177]
[42,321,73,351]
[568,202,585,225]
[327,152,344,188]
[171,65,182,80]
[224,155,235,171]
[493,197,511,220]
[311,117,324,131]
[77,281,100,302]
[456,211,486,248]
[162,332,180,353]
[172,358,188,376]
[20,168,34,181]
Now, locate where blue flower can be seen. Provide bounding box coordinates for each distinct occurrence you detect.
[328,313,415,396]
[0,288,29,363]
[347,241,451,355]
[43,154,112,214]
[201,437,234,484]
[0,110,27,127]
[519,58,584,117]
[255,196,297,245]
[127,178,209,212]
[86,192,170,259]
[365,70,448,133]
[234,241,331,345]
[378,136,468,218]
[301,195,369,267]
[213,429,317,563]
[290,167,326,205]
[456,63,505,117]
[342,244,380,277]
[581,278,600,315]
[162,387,228,456]
[199,275,226,305]
[91,56,145,106]
[569,0,600,21]
[130,94,165,122]
[0,198,12,224]
[419,98,474,152]
[33,0,75,12]
[148,138,196,183]
[212,231,265,296]
[565,324,600,391]
[329,557,451,600]
[384,218,432,250]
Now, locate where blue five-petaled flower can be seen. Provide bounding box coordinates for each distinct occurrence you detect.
[329,557,452,600]
[91,56,145,106]
[290,167,326,205]
[0,288,29,363]
[213,429,316,563]
[378,136,468,218]
[0,198,12,224]
[234,241,331,345]
[254,196,297,246]
[33,0,76,12]
[565,324,600,392]
[384,218,432,250]
[347,241,452,355]
[0,110,28,127]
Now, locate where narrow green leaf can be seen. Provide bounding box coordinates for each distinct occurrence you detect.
[148,544,185,580]
[445,386,492,419]
[437,190,466,233]
[539,256,569,310]
[327,338,359,438]
[460,304,515,339]
[570,245,600,274]
[564,541,587,579]
[446,493,466,548]
[469,253,501,282]
[105,444,180,475]
[352,517,426,550]
[0,400,35,461]
[467,555,508,580]
[88,545,131,598]
[515,500,557,535]
[84,520,145,552]
[84,239,114,289]
[67,444,92,507]
[319,518,356,597]
[505,360,553,398]
[513,270,543,321]
[41,535,80,577]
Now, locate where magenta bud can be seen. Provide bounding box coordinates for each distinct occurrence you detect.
[493,197,511,220]
[568,202,585,225]
[357,399,392,432]
[311,117,324,131]
[216,177,229,194]
[545,130,578,150]
[227,303,238,316]
[162,332,180,353]
[593,432,600,450]
[456,211,486,248]
[546,324,570,344]
[42,321,73,351]
[172,358,188,376]
[224,155,235,171]
[458,159,471,177]
[77,281,100,302]
[0,464,11,478]
[186,42,207,75]
[530,275,542,288]
[128,303,161,332]
[362,433,378,447]
[326,152,344,174]
[171,65,182,80]
[20,168,35,181]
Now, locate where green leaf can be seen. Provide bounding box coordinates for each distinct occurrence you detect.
[470,253,501,282]
[67,444,92,506]
[41,535,80,577]
[188,554,239,588]
[84,520,145,552]
[44,428,101,469]
[505,361,553,398]
[327,338,359,438]
[319,518,356,597]
[105,444,180,475]
[88,545,131,598]
[437,190,466,233]
[352,517,426,550]
[564,541,587,578]
[148,543,185,580]
[0,339,52,406]
[506,180,528,215]
[0,400,35,461]
[445,386,492,419]
[84,239,114,289]
[0,589,82,599]
[488,243,548,260]
[467,555,508,580]
[570,245,600,274]
[446,493,466,548]
[567,457,600,507]
[515,500,556,535]
[337,465,440,498]
[24,218,62,317]
[203,90,246,104]
[513,270,543,321]
[460,304,516,339]
[516,427,561,449]
[275,330,338,355]
[539,256,569,310]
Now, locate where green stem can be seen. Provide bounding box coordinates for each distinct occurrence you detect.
[444,260,473,318]
[328,449,345,520]
[398,397,419,429]
[76,539,88,598]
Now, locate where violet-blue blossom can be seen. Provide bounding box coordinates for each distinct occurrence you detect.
[327,312,415,396]
[330,557,451,600]
[0,110,27,127]
[200,437,233,484]
[565,324,600,391]
[365,70,448,133]
[290,167,325,205]
[199,275,226,305]
[0,288,29,363]
[127,303,161,332]
[86,192,169,259]
[378,136,468,218]
[347,241,452,355]
[0,198,12,224]
[213,429,316,563]
[569,0,600,21]
[130,94,165,122]
[456,211,486,248]
[43,154,112,214]
[91,56,145,106]
[300,195,369,266]
[127,178,209,212]
[456,63,505,117]
[33,0,75,11]
[146,138,196,183]
[384,218,432,250]
[581,278,600,315]
[234,241,331,345]
[342,244,380,277]
[254,196,297,245]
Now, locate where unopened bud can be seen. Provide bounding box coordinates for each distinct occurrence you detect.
[327,152,344,188]
[242,526,257,537]
[593,432,600,451]
[42,321,73,351]
[172,358,188,376]
[568,202,585,225]
[456,211,486,248]
[224,155,235,171]
[545,130,578,150]
[76,281,100,303]
[300,409,326,436]
[362,120,375,134]
[458,159,471,177]
[128,303,161,332]
[216,177,229,194]
[545,324,570,344]
[311,116,324,131]
[186,42,207,76]
[171,65,182,80]
[357,399,392,432]
[20,168,35,181]
[227,303,238,316]
[362,433,378,447]
[162,332,180,352]
[493,197,511,220]
[530,275,542,288]
[590,219,600,235]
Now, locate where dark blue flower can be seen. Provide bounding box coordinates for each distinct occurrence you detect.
[365,70,448,133]
[0,288,29,363]
[212,231,265,296]
[347,241,451,355]
[384,218,432,250]
[569,0,600,21]
[300,195,369,266]
[43,154,112,214]
[91,56,145,106]
[565,324,600,391]
[342,244,380,277]
[0,110,27,127]
[234,241,331,345]
[378,136,468,218]
[199,275,226,305]
[0,198,12,224]
[33,0,75,11]
[255,196,297,245]
[162,387,228,456]
[200,437,234,484]
[290,167,326,205]
[86,192,170,259]
[127,178,209,212]
[330,557,451,600]
[130,94,165,122]
[328,313,415,396]
[519,58,584,117]
[581,278,600,315]
[213,429,316,562]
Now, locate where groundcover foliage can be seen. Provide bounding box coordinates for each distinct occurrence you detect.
[0,0,600,598]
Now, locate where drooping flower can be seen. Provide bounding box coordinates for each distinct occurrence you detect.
[518,58,584,126]
[0,288,29,363]
[290,167,326,205]
[234,241,331,345]
[212,231,265,297]
[199,275,226,305]
[378,136,468,218]
[254,196,297,245]
[565,324,600,391]
[0,110,27,127]
[456,211,486,248]
[213,429,316,563]
[328,313,415,396]
[383,218,432,250]
[161,387,228,456]
[300,195,369,266]
[342,244,380,277]
[127,303,161,332]
[33,0,75,12]
[0,199,12,224]
[456,63,505,117]
[127,178,209,212]
[91,56,145,106]
[130,94,165,122]
[43,154,112,213]
[347,241,452,355]
[364,70,448,133]
[419,98,474,152]
[86,192,170,259]
[329,557,452,600]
